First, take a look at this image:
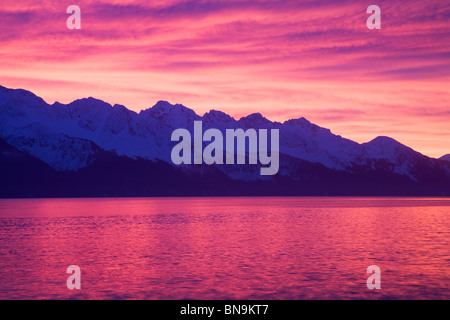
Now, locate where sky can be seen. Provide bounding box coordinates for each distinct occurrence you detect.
[0,0,449,158]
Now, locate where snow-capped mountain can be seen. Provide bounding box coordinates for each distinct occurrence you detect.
[1,84,449,196]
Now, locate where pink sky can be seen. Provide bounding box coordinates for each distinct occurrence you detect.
[0,0,449,157]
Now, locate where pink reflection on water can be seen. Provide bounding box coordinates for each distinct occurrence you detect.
[0,197,449,299]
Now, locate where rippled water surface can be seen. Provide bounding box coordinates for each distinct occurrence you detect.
[0,197,449,299]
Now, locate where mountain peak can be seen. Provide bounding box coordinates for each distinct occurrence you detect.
[69,97,111,107]
[203,110,235,122]
[362,135,422,170]
[240,112,264,121]
[369,136,399,144]
[113,104,129,112]
[139,100,200,124]
[152,100,174,109]
[283,117,312,127]
[65,97,112,114]
[439,154,450,162]
[239,112,272,127]
[364,136,411,150]
[140,100,175,114]
[0,86,47,107]
[150,100,195,114]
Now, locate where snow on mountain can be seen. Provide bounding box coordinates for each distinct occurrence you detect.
[0,85,441,181]
[202,110,236,127]
[279,118,363,170]
[239,113,275,128]
[0,87,198,169]
[5,133,100,171]
[361,136,424,177]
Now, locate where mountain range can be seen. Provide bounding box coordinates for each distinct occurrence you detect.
[1,84,449,197]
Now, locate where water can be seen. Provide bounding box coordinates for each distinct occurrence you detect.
[0,197,448,299]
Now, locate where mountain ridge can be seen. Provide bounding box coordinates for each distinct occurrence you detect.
[1,84,449,196]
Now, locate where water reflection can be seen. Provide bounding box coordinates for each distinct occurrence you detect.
[0,197,449,299]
